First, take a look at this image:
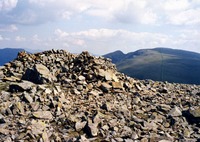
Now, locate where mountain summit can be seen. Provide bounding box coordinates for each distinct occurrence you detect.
[104,48,200,85]
[0,49,199,141]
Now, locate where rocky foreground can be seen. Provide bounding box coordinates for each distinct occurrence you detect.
[0,49,199,142]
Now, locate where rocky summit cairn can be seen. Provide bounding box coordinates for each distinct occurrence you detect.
[0,49,200,142]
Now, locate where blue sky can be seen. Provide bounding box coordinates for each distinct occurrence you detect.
[0,0,200,55]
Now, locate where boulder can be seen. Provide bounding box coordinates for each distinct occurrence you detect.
[168,106,182,117]
[32,111,53,120]
[183,107,200,124]
[22,64,57,84]
[100,82,112,92]
[9,80,35,92]
[75,121,87,131]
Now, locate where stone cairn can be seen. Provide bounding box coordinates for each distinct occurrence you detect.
[0,49,199,142]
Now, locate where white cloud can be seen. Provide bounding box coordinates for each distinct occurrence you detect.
[163,0,190,11]
[112,0,158,24]
[54,29,69,39]
[1,0,200,54]
[0,0,18,11]
[141,9,157,24]
[52,28,174,54]
[73,29,119,39]
[160,0,200,25]
[71,39,85,46]
[32,34,40,42]
[51,28,200,54]
[59,11,72,20]
[0,35,3,41]
[0,35,10,41]
[29,0,55,5]
[15,36,26,42]
[2,27,200,54]
[0,0,200,26]
[10,24,18,31]
[167,8,200,25]
[54,29,86,47]
[0,24,18,32]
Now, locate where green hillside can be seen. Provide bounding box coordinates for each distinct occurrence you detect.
[104,48,200,85]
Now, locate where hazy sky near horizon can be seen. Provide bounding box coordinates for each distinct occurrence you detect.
[0,0,200,55]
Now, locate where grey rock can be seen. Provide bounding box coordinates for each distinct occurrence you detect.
[0,113,6,124]
[33,111,53,119]
[191,90,200,96]
[0,70,4,79]
[86,119,99,137]
[141,138,148,142]
[3,76,21,82]
[112,81,123,89]
[158,104,171,112]
[133,97,141,104]
[24,92,33,103]
[100,82,112,92]
[184,129,191,138]
[184,107,200,124]
[9,80,35,92]
[97,69,118,81]
[168,106,182,117]
[159,87,168,93]
[75,121,87,131]
[125,139,134,142]
[22,64,57,84]
[42,131,49,142]
[102,125,109,131]
[115,137,123,142]
[158,140,171,142]
[189,107,200,118]
[29,120,47,135]
[44,88,52,94]
[0,128,10,135]
[143,121,158,131]
[101,102,112,111]
[80,135,89,142]
[131,132,139,140]
[121,126,132,137]
[78,75,86,81]
[77,85,83,91]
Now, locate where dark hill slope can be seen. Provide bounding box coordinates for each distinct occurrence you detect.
[103,50,125,63]
[104,48,200,85]
[0,48,24,66]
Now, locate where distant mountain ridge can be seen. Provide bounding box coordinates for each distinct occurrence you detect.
[0,48,25,66]
[104,47,200,85]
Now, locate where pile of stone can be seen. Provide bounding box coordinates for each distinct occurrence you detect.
[0,49,199,142]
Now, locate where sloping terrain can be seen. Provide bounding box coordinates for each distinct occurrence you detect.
[104,48,200,85]
[0,48,25,66]
[0,49,199,141]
